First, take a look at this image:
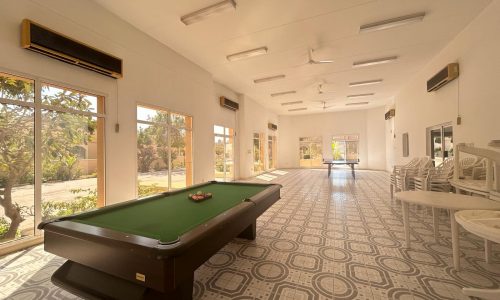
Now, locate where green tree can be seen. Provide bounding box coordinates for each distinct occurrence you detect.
[0,77,94,241]
[137,126,157,172]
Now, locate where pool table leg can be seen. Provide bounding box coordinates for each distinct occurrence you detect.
[237,221,256,240]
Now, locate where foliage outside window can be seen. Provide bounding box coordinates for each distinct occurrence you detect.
[299,137,323,167]
[253,133,265,173]
[137,105,192,197]
[331,135,359,161]
[0,72,105,245]
[214,125,234,182]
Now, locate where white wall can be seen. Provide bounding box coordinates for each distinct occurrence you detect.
[0,0,273,204]
[238,95,279,179]
[277,108,386,170]
[392,0,500,167]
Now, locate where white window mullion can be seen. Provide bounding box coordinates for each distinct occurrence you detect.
[33,81,43,235]
[167,114,172,190]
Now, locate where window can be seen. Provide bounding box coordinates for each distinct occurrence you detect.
[214,125,234,182]
[268,135,277,169]
[299,137,323,167]
[253,133,265,173]
[331,135,359,161]
[0,72,105,246]
[137,105,192,197]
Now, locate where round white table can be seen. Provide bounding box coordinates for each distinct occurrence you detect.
[395,191,500,270]
[456,210,500,300]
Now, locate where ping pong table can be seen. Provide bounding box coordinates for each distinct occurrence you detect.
[323,159,359,179]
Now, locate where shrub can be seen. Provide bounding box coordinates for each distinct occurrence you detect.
[138,183,166,198]
[42,188,97,221]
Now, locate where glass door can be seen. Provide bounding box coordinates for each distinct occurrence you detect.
[214,126,234,182]
[428,124,453,166]
[268,135,276,170]
[299,137,323,167]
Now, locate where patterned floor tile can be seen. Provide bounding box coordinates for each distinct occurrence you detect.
[1,169,500,299]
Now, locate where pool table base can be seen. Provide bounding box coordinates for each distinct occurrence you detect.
[52,260,194,300]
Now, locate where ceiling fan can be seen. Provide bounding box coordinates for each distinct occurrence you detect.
[313,100,335,110]
[307,48,334,64]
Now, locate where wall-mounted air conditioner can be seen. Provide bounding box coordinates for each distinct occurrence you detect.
[220,96,239,111]
[21,19,123,79]
[427,63,459,92]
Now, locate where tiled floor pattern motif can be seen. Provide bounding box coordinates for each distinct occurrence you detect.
[1,169,499,299]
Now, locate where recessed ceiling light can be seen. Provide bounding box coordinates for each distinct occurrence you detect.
[349,79,383,87]
[281,101,303,106]
[360,12,426,33]
[181,0,236,25]
[288,107,307,112]
[254,74,286,84]
[271,90,296,97]
[347,93,374,98]
[346,102,369,106]
[227,47,268,62]
[353,56,398,68]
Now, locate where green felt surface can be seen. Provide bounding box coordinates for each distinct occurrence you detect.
[73,183,267,243]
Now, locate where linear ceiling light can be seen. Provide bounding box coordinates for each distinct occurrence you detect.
[181,0,236,25]
[349,79,383,87]
[353,56,398,68]
[272,90,296,97]
[227,47,268,62]
[288,107,307,112]
[346,102,369,106]
[254,74,285,84]
[360,12,426,33]
[347,93,374,98]
[281,101,303,106]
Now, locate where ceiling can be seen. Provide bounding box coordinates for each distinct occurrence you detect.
[93,0,491,115]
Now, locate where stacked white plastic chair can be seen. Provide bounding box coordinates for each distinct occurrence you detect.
[390,157,420,198]
[414,157,455,192]
[395,157,433,193]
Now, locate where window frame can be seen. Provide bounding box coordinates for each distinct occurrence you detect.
[214,125,234,182]
[135,103,193,195]
[0,67,107,248]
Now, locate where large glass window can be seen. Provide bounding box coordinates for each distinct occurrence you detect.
[299,137,323,167]
[268,135,277,169]
[137,105,192,197]
[331,135,359,161]
[253,133,265,173]
[214,125,234,182]
[0,72,105,246]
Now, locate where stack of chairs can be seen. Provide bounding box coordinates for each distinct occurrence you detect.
[414,157,455,192]
[390,157,431,198]
[462,157,485,179]
[395,157,433,192]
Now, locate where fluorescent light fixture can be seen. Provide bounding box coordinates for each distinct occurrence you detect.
[346,102,369,106]
[349,79,383,87]
[254,74,285,84]
[347,93,374,98]
[281,101,303,106]
[271,90,296,97]
[360,12,426,33]
[181,0,236,25]
[227,47,268,62]
[353,56,398,68]
[288,107,307,112]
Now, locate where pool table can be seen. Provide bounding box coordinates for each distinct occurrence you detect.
[38,181,281,300]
